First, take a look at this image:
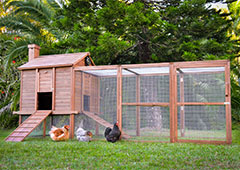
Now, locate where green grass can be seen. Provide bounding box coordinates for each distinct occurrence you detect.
[1,130,240,170]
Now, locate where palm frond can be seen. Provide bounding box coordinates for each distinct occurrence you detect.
[0,14,42,36]
[6,0,54,23]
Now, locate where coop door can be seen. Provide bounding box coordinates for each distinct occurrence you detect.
[38,92,52,110]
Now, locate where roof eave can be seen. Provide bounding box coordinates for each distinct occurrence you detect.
[18,63,74,70]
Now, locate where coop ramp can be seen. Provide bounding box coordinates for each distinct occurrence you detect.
[5,110,52,142]
[82,111,131,139]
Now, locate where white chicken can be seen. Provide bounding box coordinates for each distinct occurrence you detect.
[75,127,93,142]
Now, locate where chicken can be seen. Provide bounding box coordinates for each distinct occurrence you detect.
[75,127,93,142]
[49,125,70,141]
[104,122,121,143]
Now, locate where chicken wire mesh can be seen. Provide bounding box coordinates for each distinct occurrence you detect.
[177,105,226,140]
[122,106,170,141]
[177,71,225,102]
[177,68,226,141]
[99,76,117,124]
[122,68,170,141]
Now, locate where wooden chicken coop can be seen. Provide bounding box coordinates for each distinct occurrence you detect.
[5,44,232,144]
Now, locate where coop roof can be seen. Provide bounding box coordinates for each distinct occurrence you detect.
[18,52,90,70]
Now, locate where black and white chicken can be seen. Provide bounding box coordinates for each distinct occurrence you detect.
[104,122,121,143]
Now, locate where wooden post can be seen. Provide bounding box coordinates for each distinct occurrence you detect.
[95,77,100,136]
[35,69,39,111]
[43,119,46,137]
[225,61,232,144]
[52,68,56,110]
[19,115,22,125]
[170,63,177,143]
[20,71,23,111]
[136,75,140,136]
[70,114,75,139]
[117,66,122,132]
[180,74,185,137]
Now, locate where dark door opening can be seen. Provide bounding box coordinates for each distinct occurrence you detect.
[38,92,52,110]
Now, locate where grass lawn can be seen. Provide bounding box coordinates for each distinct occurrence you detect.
[1,129,240,170]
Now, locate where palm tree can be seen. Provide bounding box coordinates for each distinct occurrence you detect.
[0,0,65,112]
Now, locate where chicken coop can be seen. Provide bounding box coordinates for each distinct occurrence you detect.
[6,44,232,144]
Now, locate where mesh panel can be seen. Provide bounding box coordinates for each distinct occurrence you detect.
[52,115,69,128]
[99,77,117,124]
[177,105,226,140]
[122,106,170,141]
[122,76,136,103]
[75,113,106,139]
[140,75,169,103]
[177,72,225,102]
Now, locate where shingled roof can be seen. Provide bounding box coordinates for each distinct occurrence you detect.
[18,52,90,70]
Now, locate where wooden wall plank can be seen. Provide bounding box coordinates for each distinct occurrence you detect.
[21,70,36,111]
[55,67,71,111]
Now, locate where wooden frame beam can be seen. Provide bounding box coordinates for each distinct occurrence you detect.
[180,74,185,137]
[122,102,169,107]
[136,75,140,136]
[225,61,232,144]
[117,66,122,133]
[169,63,177,143]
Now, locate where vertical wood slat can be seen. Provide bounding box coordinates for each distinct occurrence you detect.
[180,74,185,137]
[35,69,39,111]
[117,66,122,132]
[81,73,85,112]
[136,75,140,136]
[170,63,177,143]
[20,71,23,111]
[225,61,232,144]
[52,68,56,110]
[71,68,75,111]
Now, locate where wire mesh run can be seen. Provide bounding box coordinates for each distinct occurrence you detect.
[177,105,226,140]
[177,69,225,103]
[122,106,170,141]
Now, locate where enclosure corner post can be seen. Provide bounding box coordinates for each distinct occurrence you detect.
[225,61,232,144]
[170,63,177,143]
[117,65,122,133]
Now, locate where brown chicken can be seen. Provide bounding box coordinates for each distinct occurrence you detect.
[49,125,70,141]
